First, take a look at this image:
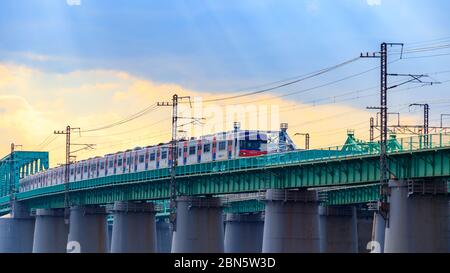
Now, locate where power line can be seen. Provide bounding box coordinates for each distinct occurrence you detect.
[81,103,158,133]
[202,57,361,103]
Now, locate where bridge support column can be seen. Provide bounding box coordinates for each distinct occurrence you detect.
[32,209,68,253]
[384,180,449,253]
[0,202,34,253]
[171,196,224,253]
[224,212,264,253]
[107,218,113,252]
[319,205,358,253]
[262,189,320,253]
[67,206,108,253]
[371,211,385,253]
[356,209,373,253]
[156,218,172,253]
[110,201,156,253]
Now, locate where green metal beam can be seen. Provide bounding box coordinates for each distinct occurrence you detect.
[16,147,450,209]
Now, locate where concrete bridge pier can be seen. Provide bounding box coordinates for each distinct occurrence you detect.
[384,180,449,253]
[67,206,108,253]
[224,212,264,253]
[262,189,320,253]
[171,196,224,253]
[156,218,172,253]
[371,211,386,253]
[110,201,156,253]
[319,205,358,253]
[32,208,68,253]
[356,209,373,253]
[0,202,35,253]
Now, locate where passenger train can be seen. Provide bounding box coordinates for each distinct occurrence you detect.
[19,125,296,192]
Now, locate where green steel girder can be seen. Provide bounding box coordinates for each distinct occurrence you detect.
[16,147,450,210]
[223,199,266,214]
[0,151,49,198]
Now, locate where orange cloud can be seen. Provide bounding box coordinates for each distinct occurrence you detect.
[0,63,420,167]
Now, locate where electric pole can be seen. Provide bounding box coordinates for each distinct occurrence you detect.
[157,94,196,231]
[54,126,95,224]
[370,117,374,142]
[409,103,429,145]
[441,114,450,128]
[294,133,310,150]
[362,42,438,224]
[9,143,22,210]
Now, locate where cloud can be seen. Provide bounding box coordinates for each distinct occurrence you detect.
[0,62,420,167]
[366,0,381,6]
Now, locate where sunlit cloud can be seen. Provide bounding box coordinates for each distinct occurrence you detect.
[0,62,420,167]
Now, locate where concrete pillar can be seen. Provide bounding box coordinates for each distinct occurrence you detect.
[110,201,156,253]
[67,206,108,253]
[171,196,224,253]
[262,189,320,253]
[107,219,113,252]
[384,180,449,253]
[224,212,264,253]
[371,211,385,253]
[319,205,358,253]
[0,202,34,253]
[156,218,172,253]
[356,210,373,253]
[32,209,68,253]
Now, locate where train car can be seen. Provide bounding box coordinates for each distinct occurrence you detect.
[105,153,115,176]
[98,156,107,178]
[159,145,169,169]
[19,124,297,192]
[136,147,147,172]
[69,164,76,182]
[115,152,124,175]
[147,146,157,170]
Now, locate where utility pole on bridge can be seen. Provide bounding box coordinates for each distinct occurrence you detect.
[361,42,438,225]
[54,126,95,224]
[157,94,205,231]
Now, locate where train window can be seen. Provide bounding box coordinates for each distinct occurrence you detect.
[150,153,156,161]
[100,162,105,169]
[178,148,182,157]
[70,169,74,175]
[161,151,167,159]
[84,165,88,173]
[239,140,263,150]
[126,157,130,165]
[108,160,113,168]
[139,155,145,163]
[219,141,226,151]
[118,159,123,166]
[203,144,211,153]
[77,167,81,174]
[189,146,196,155]
[92,165,96,171]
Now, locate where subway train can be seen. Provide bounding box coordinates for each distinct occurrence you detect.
[19,125,296,192]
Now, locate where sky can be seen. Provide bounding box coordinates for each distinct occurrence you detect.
[1,0,450,166]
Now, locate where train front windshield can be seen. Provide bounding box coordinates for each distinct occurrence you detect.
[239,139,267,156]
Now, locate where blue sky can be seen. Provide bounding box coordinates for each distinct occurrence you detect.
[1,0,450,162]
[1,0,449,89]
